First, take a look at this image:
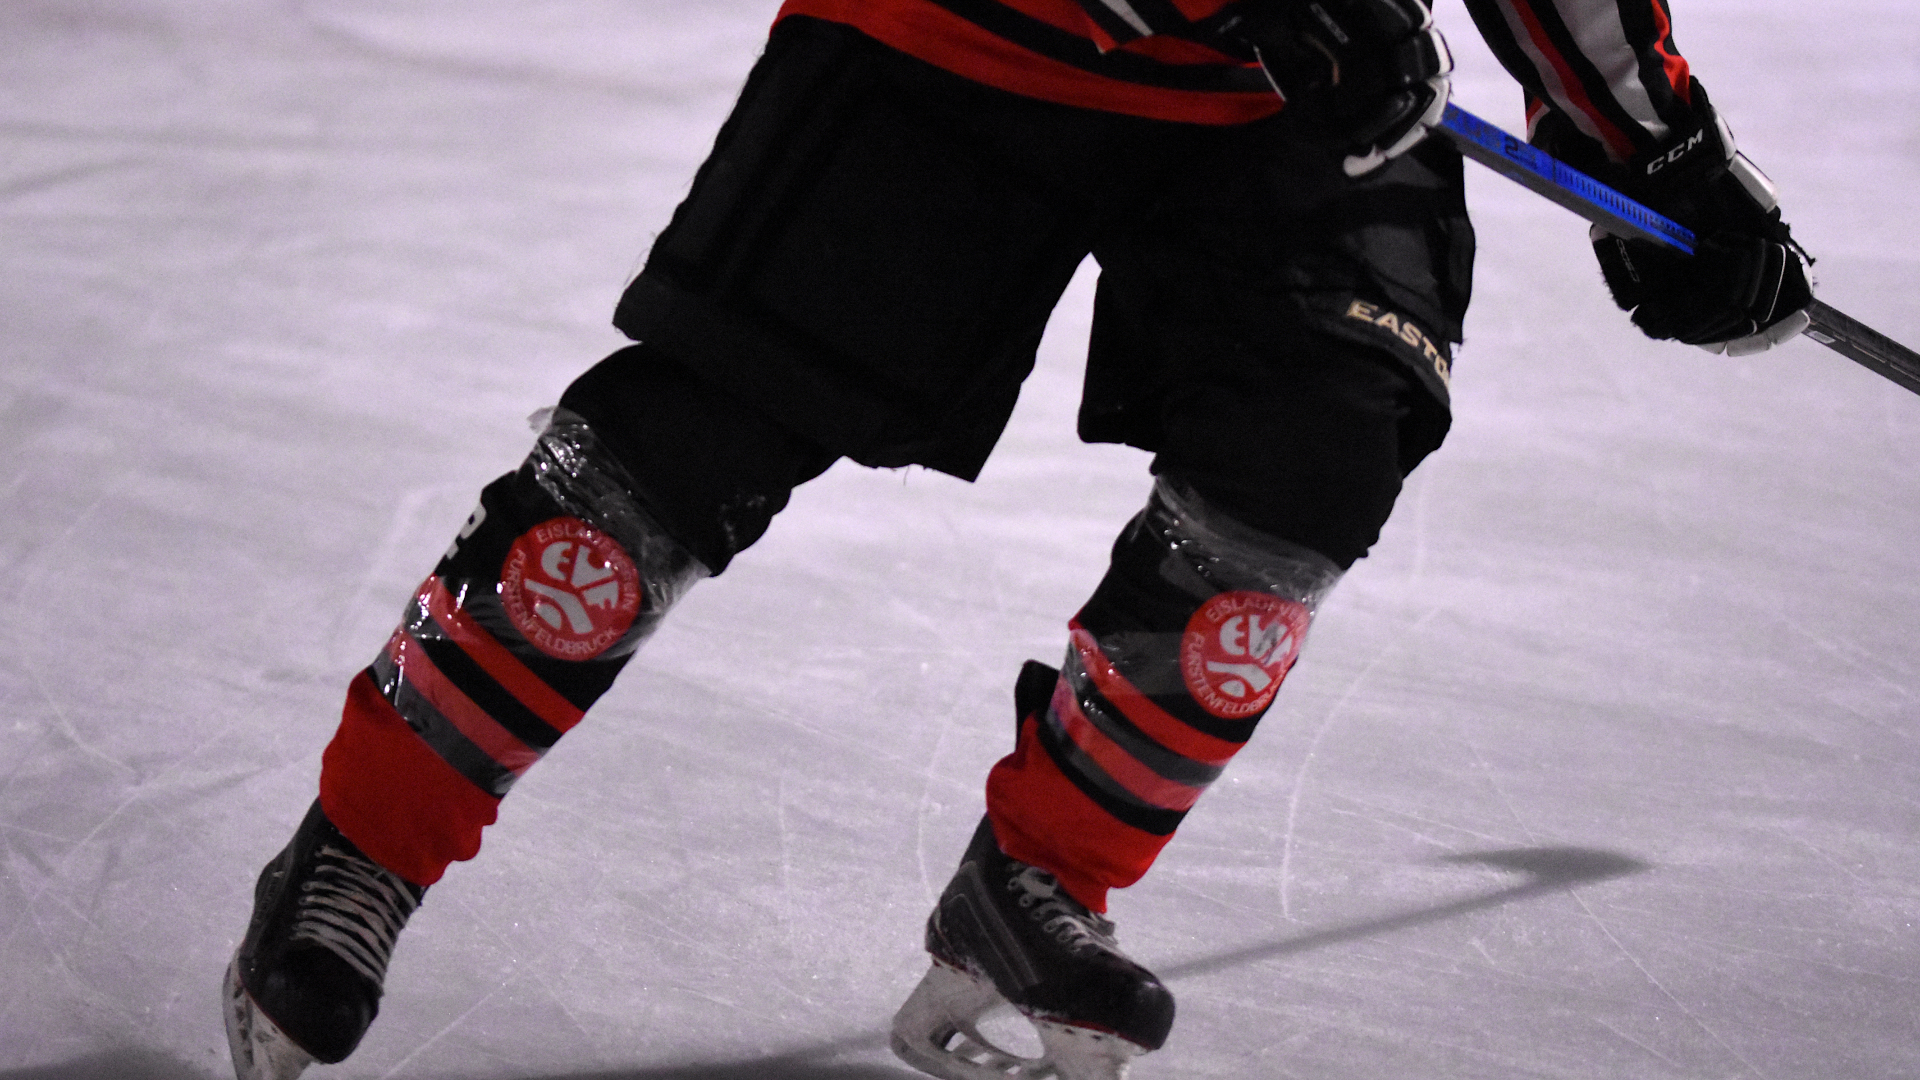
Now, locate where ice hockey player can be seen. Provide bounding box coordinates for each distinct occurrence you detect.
[222,0,1812,1078]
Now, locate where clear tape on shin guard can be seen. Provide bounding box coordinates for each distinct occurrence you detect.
[520,407,708,659]
[335,409,712,841]
[1076,477,1345,718]
[1143,476,1344,613]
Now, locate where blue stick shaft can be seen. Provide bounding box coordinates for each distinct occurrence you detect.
[1435,104,1920,397]
[1436,104,1695,253]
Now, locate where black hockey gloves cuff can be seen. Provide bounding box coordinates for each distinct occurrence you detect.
[1536,82,1814,355]
[1208,0,1452,177]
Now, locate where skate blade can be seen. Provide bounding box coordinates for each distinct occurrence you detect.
[223,956,316,1080]
[890,961,1145,1080]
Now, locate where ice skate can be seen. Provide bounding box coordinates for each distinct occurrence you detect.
[223,801,424,1080]
[891,818,1174,1080]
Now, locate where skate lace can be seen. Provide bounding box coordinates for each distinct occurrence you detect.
[1005,865,1118,957]
[287,843,421,989]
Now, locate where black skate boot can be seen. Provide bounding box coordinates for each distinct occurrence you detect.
[222,801,424,1080]
[891,816,1175,1080]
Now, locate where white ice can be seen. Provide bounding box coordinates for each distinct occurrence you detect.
[3,1,1918,1078]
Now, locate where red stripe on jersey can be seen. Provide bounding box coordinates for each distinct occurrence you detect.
[321,672,500,886]
[1050,679,1206,812]
[1069,623,1242,765]
[917,0,1240,55]
[1647,1,1691,102]
[776,0,1280,125]
[1505,0,1637,159]
[1524,95,1550,138]
[384,632,542,776]
[986,714,1175,912]
[1170,0,1233,19]
[422,576,585,734]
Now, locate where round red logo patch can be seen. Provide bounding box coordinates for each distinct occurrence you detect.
[499,517,641,660]
[1180,591,1310,720]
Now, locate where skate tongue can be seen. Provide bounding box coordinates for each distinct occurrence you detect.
[1009,865,1064,900]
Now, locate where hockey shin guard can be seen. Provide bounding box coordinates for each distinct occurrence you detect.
[986,477,1343,911]
[319,410,706,886]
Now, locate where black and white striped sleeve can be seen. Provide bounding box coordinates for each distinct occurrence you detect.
[1459,0,1698,161]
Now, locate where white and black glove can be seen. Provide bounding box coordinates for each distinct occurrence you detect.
[1209,0,1452,176]
[1537,83,1814,355]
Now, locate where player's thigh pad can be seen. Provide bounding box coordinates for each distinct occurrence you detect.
[614,17,1093,480]
[1081,134,1472,567]
[1158,333,1435,570]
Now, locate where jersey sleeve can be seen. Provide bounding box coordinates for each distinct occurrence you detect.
[1460,0,1695,162]
[1084,0,1696,162]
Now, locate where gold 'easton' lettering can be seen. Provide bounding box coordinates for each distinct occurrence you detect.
[1344,299,1451,389]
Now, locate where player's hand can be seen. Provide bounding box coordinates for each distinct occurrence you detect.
[1543,84,1814,355]
[1214,0,1452,177]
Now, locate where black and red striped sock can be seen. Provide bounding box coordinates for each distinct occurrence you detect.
[318,414,704,886]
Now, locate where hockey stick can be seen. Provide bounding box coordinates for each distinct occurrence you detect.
[1436,104,1920,397]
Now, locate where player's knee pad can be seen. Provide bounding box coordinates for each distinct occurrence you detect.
[427,407,707,676]
[986,476,1343,908]
[1068,473,1345,769]
[558,345,837,573]
[321,409,706,884]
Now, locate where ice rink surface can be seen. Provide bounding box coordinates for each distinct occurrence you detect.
[3,1,1919,1077]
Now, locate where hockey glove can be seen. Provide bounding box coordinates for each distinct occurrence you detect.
[1210,0,1452,177]
[1538,83,1814,355]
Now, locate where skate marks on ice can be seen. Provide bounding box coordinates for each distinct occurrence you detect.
[484,847,1643,1080]
[478,1030,914,1080]
[0,1045,204,1080]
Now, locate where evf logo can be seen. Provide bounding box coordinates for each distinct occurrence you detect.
[1645,129,1707,176]
[499,517,641,660]
[1181,591,1311,720]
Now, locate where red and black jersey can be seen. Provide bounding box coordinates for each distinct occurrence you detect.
[774,0,1279,124]
[775,0,1697,154]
